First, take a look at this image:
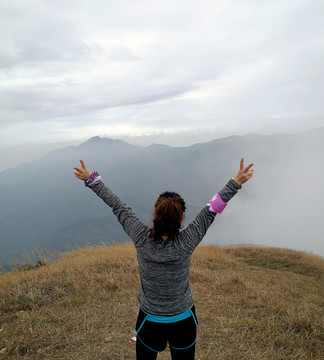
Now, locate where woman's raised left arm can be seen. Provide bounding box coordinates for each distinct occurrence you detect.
[73,160,148,246]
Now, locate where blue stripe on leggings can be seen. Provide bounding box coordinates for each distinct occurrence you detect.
[190,309,199,327]
[136,334,164,353]
[136,314,148,334]
[170,338,197,351]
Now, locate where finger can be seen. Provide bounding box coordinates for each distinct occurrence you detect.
[80,159,85,169]
[244,163,254,172]
[75,171,85,179]
[240,158,244,170]
[73,166,82,173]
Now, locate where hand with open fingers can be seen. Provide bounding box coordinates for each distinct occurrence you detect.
[73,159,91,180]
[233,158,254,186]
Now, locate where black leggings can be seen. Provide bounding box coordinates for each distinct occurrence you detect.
[135,306,198,360]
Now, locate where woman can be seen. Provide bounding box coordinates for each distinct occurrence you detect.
[73,158,254,359]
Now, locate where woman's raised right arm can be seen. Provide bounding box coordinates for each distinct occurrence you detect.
[178,158,254,254]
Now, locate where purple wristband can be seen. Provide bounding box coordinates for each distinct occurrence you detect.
[84,171,100,188]
[209,193,227,214]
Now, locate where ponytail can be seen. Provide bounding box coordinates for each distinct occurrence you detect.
[149,191,186,241]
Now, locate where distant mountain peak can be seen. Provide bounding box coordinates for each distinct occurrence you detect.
[82,136,117,145]
[87,136,104,143]
[81,136,134,146]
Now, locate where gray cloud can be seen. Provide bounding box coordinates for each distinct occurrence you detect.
[0,0,323,143]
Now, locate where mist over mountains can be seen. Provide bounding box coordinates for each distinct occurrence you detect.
[1,129,324,266]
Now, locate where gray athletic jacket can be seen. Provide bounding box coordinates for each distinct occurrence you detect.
[91,179,240,316]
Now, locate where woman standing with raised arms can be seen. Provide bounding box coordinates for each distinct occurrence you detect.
[73,158,254,360]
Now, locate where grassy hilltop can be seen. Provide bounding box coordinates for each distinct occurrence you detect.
[0,244,323,360]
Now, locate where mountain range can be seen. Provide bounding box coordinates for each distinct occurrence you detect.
[1,128,324,266]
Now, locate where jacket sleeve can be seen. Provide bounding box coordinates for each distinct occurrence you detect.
[177,179,241,254]
[91,182,148,247]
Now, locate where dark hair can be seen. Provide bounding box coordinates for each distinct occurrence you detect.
[149,191,186,241]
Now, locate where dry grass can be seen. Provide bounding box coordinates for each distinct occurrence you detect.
[0,243,323,360]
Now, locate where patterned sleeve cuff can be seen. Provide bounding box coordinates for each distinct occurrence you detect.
[84,171,102,188]
[231,178,242,189]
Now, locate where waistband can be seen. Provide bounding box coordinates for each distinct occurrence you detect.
[140,307,193,324]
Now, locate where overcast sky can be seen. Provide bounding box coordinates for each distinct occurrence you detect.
[0,0,323,148]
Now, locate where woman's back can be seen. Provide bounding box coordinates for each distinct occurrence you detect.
[136,205,217,315]
[137,236,193,316]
